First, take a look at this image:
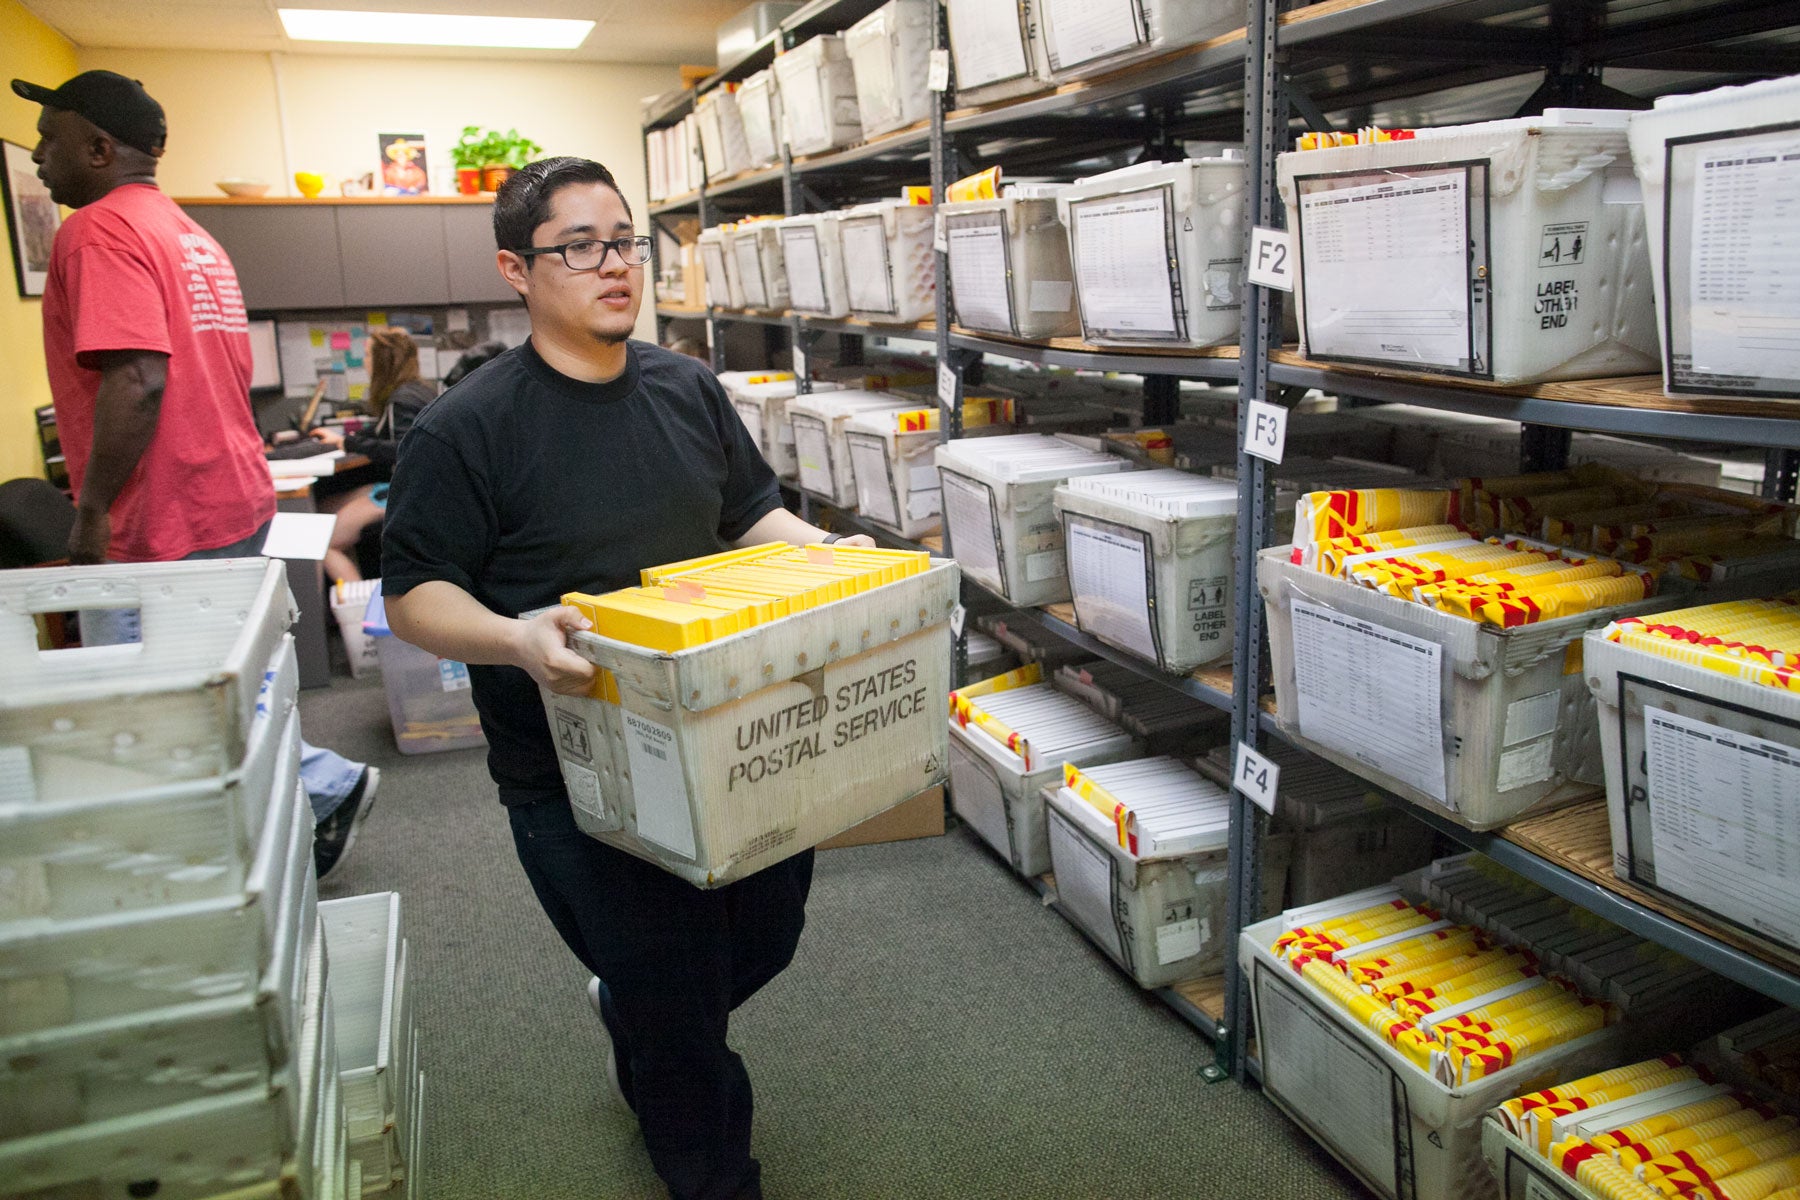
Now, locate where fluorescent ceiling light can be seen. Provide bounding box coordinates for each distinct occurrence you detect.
[277,9,594,49]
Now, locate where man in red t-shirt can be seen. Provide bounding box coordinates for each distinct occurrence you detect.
[16,70,376,878]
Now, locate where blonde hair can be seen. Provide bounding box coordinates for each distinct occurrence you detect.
[366,327,421,416]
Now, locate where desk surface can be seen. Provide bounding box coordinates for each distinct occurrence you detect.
[274,453,372,499]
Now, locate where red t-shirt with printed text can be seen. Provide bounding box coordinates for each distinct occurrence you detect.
[41,183,274,562]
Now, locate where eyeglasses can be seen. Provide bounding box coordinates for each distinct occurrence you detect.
[517,235,654,271]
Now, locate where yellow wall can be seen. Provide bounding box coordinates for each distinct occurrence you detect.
[0,0,77,482]
[79,48,674,339]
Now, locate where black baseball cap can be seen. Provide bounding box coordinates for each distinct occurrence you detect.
[11,70,166,156]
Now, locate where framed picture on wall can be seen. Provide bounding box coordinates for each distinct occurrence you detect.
[2,139,60,297]
[378,132,429,196]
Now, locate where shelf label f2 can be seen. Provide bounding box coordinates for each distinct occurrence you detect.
[1235,741,1280,816]
[1243,398,1288,465]
[1247,226,1294,292]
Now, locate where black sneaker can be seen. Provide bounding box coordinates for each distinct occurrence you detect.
[314,766,379,882]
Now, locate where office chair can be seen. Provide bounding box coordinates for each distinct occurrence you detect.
[0,477,77,569]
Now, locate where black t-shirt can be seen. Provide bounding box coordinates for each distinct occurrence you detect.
[380,338,782,803]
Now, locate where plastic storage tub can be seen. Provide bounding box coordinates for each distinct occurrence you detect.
[1257,545,1667,829]
[774,35,863,157]
[737,68,784,169]
[945,0,1047,109]
[1053,469,1238,672]
[948,673,1142,876]
[943,189,1081,339]
[0,633,299,928]
[1241,896,1628,1200]
[320,892,413,1192]
[1036,0,1240,85]
[1625,76,1800,400]
[1584,626,1800,954]
[777,212,853,318]
[786,390,914,506]
[331,580,381,679]
[843,0,933,138]
[365,586,486,756]
[1278,110,1660,385]
[728,220,789,312]
[720,371,826,480]
[697,225,745,310]
[1047,758,1288,988]
[844,405,946,539]
[695,85,751,182]
[1057,158,1248,347]
[840,200,937,323]
[935,434,1130,606]
[539,560,958,887]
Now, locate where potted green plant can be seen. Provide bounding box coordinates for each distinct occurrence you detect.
[483,128,542,192]
[451,125,490,195]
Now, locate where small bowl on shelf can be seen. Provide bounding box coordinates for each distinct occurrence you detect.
[215,179,271,198]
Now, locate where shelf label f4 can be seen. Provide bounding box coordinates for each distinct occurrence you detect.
[1243,398,1288,465]
[1235,741,1280,816]
[1247,226,1294,292]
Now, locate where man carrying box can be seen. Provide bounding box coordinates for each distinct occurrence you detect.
[379,156,870,1200]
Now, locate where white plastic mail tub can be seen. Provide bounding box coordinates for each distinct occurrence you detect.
[844,0,934,138]
[774,35,863,157]
[942,189,1081,339]
[839,200,937,324]
[787,390,915,507]
[777,211,853,318]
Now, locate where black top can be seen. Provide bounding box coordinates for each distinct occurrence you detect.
[346,378,435,472]
[380,338,783,802]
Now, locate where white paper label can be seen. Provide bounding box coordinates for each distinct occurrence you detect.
[623,710,695,858]
[933,211,948,253]
[1041,0,1144,72]
[841,219,895,314]
[437,660,472,692]
[1234,741,1281,816]
[948,219,1013,332]
[1029,278,1073,313]
[938,361,958,408]
[1497,736,1555,793]
[1243,398,1288,465]
[562,761,603,821]
[1259,973,1399,1196]
[1156,917,1204,966]
[1299,167,1471,371]
[793,345,808,380]
[780,65,827,150]
[793,418,834,495]
[940,471,1003,584]
[1289,599,1448,804]
[1065,519,1155,660]
[1503,690,1560,747]
[946,0,1031,89]
[1071,191,1179,337]
[949,603,966,639]
[1645,707,1800,947]
[927,47,951,93]
[1247,225,1295,291]
[1048,812,1122,961]
[1688,132,1800,381]
[733,237,767,308]
[908,462,939,492]
[849,436,899,525]
[1524,1172,1566,1200]
[781,227,828,313]
[1025,549,1065,583]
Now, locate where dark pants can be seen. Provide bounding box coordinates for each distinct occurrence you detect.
[508,797,815,1200]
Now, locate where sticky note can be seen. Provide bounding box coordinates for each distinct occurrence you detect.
[330,331,351,350]
[367,311,388,326]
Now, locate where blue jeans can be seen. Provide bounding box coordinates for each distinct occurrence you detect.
[508,796,814,1200]
[301,742,362,822]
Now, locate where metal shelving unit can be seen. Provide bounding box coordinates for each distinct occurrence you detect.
[647,0,1800,1093]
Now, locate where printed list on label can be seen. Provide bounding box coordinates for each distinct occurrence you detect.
[1065,519,1157,661]
[1688,132,1800,382]
[947,219,1013,332]
[1071,192,1179,336]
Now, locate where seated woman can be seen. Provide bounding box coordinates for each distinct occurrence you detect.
[309,326,436,582]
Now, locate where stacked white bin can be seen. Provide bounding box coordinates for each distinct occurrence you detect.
[775,35,863,157]
[697,225,745,309]
[1053,469,1238,672]
[949,676,1143,876]
[777,212,853,318]
[843,404,946,538]
[719,370,831,481]
[942,187,1081,339]
[695,86,751,182]
[1035,0,1240,85]
[843,0,934,138]
[321,892,418,1197]
[944,0,1046,108]
[840,200,937,323]
[1058,158,1248,347]
[1625,75,1800,399]
[934,433,1130,606]
[728,220,790,312]
[737,69,784,169]
[1278,109,1659,384]
[0,559,350,1198]
[786,390,915,506]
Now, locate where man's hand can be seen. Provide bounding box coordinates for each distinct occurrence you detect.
[309,427,345,450]
[511,605,598,696]
[832,534,876,548]
[68,506,111,564]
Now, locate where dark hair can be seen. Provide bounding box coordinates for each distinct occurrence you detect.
[442,340,506,386]
[492,157,631,254]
